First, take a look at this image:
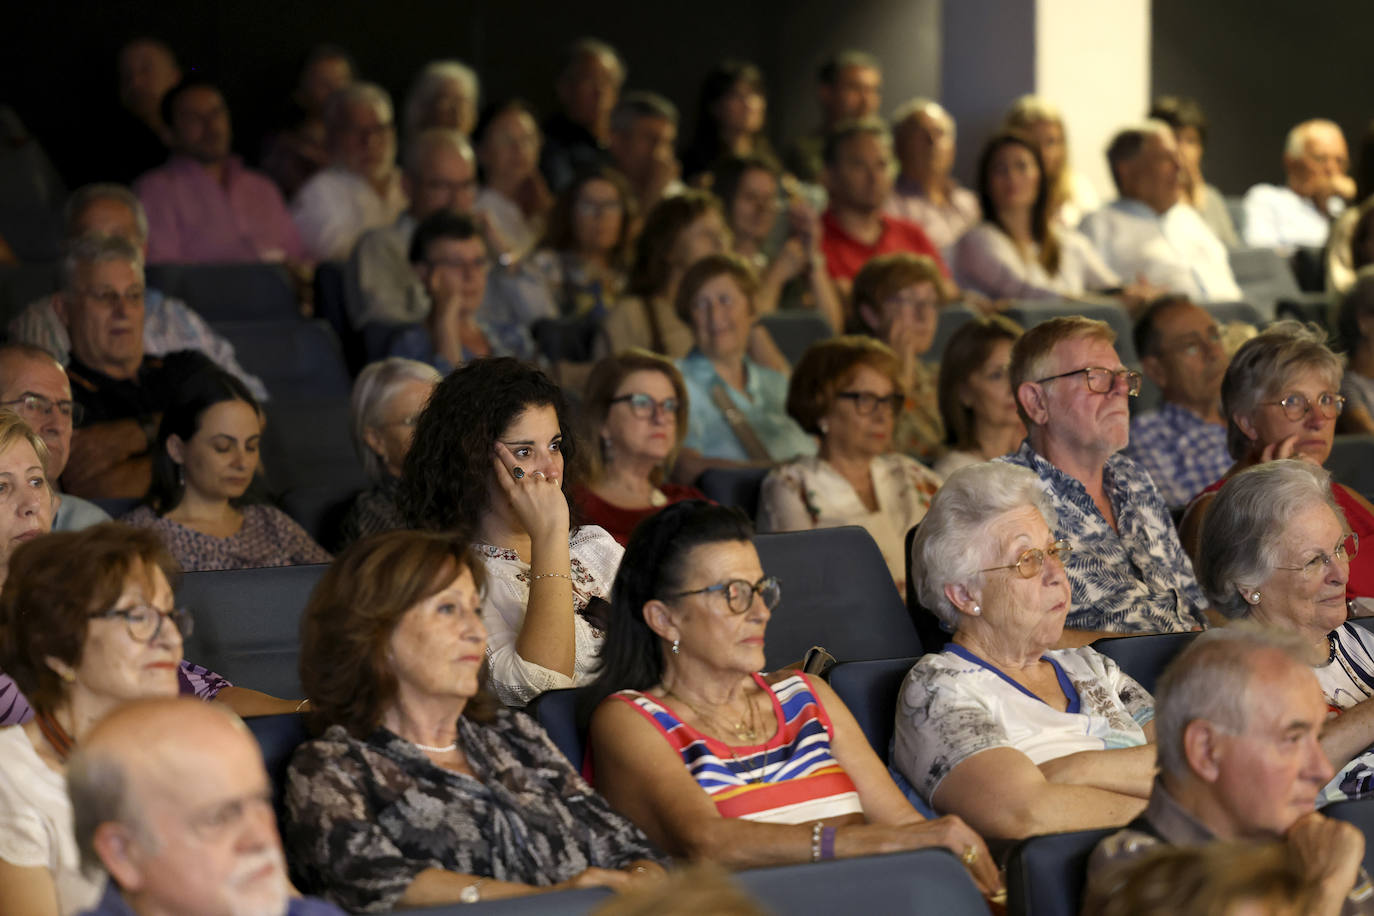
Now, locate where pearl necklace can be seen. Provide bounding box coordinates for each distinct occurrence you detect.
[408,738,458,753]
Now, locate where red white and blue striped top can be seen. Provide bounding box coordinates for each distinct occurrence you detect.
[613,672,864,823]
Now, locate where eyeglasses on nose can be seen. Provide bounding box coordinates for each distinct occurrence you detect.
[0,393,84,425]
[835,391,904,416]
[665,575,782,614]
[980,540,1073,578]
[90,604,194,643]
[1275,532,1358,577]
[1035,367,1142,397]
[1263,392,1345,422]
[609,392,679,419]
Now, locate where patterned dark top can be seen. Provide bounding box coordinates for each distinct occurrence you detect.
[336,477,406,550]
[121,504,331,572]
[283,709,664,913]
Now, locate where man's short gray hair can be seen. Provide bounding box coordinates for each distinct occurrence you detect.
[402,128,474,178]
[912,462,1056,631]
[63,184,148,245]
[324,82,394,139]
[1285,119,1343,159]
[68,746,154,872]
[890,97,954,139]
[818,50,881,86]
[60,234,143,295]
[1220,320,1342,460]
[1197,460,1345,620]
[559,38,625,85]
[1105,120,1174,194]
[610,91,679,135]
[350,357,441,482]
[1154,623,1312,782]
[404,60,480,140]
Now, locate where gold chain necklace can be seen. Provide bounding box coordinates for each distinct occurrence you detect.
[664,687,762,744]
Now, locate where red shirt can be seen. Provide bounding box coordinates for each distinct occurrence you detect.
[819,210,950,283]
[574,483,707,546]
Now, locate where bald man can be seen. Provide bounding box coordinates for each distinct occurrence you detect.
[68,698,343,916]
[1243,119,1356,251]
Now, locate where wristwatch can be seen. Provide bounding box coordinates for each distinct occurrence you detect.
[459,879,484,904]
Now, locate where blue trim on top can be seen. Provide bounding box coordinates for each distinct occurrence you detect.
[945,644,1081,714]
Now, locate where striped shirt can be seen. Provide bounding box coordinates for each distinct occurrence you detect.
[614,673,863,823]
[1319,623,1374,804]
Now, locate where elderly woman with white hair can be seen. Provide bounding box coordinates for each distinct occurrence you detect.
[404,60,480,141]
[337,358,441,548]
[892,461,1157,841]
[1195,459,1374,804]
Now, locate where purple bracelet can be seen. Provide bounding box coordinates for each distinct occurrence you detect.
[821,826,837,860]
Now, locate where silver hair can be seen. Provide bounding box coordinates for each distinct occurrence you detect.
[1285,119,1343,159]
[60,233,143,294]
[350,357,441,481]
[68,746,158,872]
[1154,622,1312,783]
[912,462,1056,631]
[402,128,474,178]
[890,97,954,139]
[404,60,480,140]
[1220,320,1342,460]
[62,184,148,244]
[1197,460,1345,620]
[610,91,679,135]
[324,82,394,139]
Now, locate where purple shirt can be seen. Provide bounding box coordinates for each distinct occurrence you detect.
[136,155,306,263]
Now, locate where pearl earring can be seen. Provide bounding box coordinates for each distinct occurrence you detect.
[671,639,680,655]
[1250,591,1261,604]
[971,604,981,616]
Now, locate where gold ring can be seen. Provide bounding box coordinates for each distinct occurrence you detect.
[962,845,978,866]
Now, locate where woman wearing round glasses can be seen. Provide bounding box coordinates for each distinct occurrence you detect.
[757,337,941,591]
[586,501,1000,894]
[892,462,1157,841]
[0,523,188,916]
[576,350,705,546]
[1196,460,1374,804]
[1179,321,1374,602]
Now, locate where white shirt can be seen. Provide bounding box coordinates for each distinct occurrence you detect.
[291,166,407,261]
[1079,199,1242,302]
[953,222,1120,299]
[474,187,541,259]
[0,727,105,915]
[1242,182,1344,251]
[473,525,622,707]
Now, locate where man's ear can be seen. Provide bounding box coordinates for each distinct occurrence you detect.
[1182,719,1225,783]
[93,821,149,892]
[1017,381,1049,427]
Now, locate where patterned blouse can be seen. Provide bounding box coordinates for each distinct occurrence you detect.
[121,504,331,572]
[284,710,664,913]
[473,526,622,707]
[612,673,864,824]
[1317,622,1374,804]
[336,477,406,550]
[757,453,941,592]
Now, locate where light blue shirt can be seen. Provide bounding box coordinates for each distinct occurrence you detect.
[1241,182,1344,250]
[678,350,816,463]
[52,491,111,531]
[1079,199,1241,303]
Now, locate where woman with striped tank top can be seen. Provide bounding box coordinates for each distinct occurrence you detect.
[585,500,999,895]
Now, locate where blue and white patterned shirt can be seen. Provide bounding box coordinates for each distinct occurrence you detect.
[1127,403,1231,508]
[1000,440,1208,634]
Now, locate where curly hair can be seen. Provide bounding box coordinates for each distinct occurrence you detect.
[399,357,580,538]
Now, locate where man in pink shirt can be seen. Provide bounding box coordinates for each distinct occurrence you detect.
[135,79,306,264]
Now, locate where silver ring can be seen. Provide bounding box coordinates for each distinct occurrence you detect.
[531,470,546,480]
[511,467,525,479]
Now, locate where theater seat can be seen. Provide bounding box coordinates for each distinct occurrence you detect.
[410,887,613,914]
[827,657,917,760]
[312,260,366,375]
[245,712,310,814]
[1323,798,1374,874]
[1004,299,1136,364]
[260,398,366,498]
[0,261,60,326]
[696,467,769,519]
[179,563,329,698]
[1329,435,1374,503]
[758,310,834,365]
[1090,632,1198,694]
[904,523,951,652]
[736,848,988,913]
[926,304,976,365]
[1203,301,1265,328]
[146,262,299,323]
[1228,246,1330,323]
[526,687,585,770]
[754,526,920,671]
[212,319,352,401]
[1005,827,1114,916]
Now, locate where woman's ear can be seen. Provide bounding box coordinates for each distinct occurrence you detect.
[44,654,76,685]
[642,599,679,644]
[943,582,982,618]
[1233,410,1259,442]
[166,434,186,465]
[361,426,386,461]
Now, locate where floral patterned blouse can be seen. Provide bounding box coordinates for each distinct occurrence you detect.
[284,710,664,913]
[756,453,941,592]
[892,361,945,466]
[121,504,331,572]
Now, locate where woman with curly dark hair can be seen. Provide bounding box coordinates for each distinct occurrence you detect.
[399,357,622,706]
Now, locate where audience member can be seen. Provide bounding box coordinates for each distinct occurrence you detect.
[402,59,480,142]
[292,82,406,261]
[1095,841,1324,916]
[819,119,950,300]
[886,98,980,254]
[585,501,999,894]
[540,38,624,192]
[954,130,1121,301]
[680,61,776,182]
[8,184,267,399]
[784,50,882,183]
[286,529,666,911]
[0,524,187,915]
[56,234,220,499]
[933,315,1025,476]
[0,346,107,530]
[1127,296,1231,508]
[473,99,553,258]
[1080,121,1242,303]
[344,128,477,329]
[575,350,704,546]
[1196,461,1374,805]
[1337,270,1374,431]
[108,38,181,183]
[1178,321,1374,601]
[850,253,944,463]
[68,698,345,915]
[713,155,843,327]
[675,254,815,469]
[121,370,329,571]
[1328,203,1374,295]
[608,92,684,215]
[260,44,356,200]
[1002,94,1100,229]
[134,78,305,264]
[400,358,620,706]
[1243,119,1355,251]
[338,358,439,548]
[1149,95,1240,248]
[1083,625,1374,916]
[758,337,940,591]
[894,462,1156,839]
[1003,316,1208,636]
